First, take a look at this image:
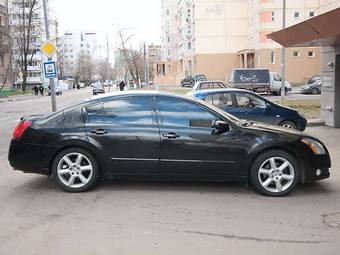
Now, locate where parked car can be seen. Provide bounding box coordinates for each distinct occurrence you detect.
[300,79,321,95]
[8,91,330,196]
[79,82,85,88]
[92,83,105,95]
[47,86,62,96]
[181,74,207,87]
[187,81,227,95]
[191,88,307,131]
[228,68,292,95]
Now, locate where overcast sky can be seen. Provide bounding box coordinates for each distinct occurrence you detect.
[51,0,162,45]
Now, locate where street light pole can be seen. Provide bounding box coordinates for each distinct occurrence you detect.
[143,43,148,87]
[42,0,57,112]
[280,0,286,100]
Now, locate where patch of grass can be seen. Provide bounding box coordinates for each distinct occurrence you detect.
[0,88,31,97]
[276,99,320,119]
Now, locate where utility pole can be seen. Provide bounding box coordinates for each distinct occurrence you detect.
[280,0,286,99]
[106,34,110,92]
[42,0,57,111]
[143,43,148,87]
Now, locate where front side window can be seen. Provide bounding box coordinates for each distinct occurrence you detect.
[85,97,155,125]
[206,93,233,108]
[157,98,217,128]
[235,93,266,109]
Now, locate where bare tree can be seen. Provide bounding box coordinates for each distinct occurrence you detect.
[116,29,144,88]
[9,0,40,92]
[0,0,13,91]
[74,52,95,84]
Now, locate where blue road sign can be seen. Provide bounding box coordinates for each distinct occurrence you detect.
[43,61,57,78]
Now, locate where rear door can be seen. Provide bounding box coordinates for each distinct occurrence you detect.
[84,96,160,174]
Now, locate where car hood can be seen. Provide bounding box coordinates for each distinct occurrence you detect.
[244,122,303,136]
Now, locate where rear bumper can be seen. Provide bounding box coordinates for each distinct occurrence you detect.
[8,140,60,175]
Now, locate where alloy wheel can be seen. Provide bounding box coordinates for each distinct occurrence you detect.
[57,152,93,189]
[257,157,295,193]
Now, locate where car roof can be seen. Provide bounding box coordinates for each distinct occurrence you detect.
[191,88,255,95]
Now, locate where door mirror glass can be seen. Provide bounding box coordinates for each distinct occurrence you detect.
[265,103,272,111]
[212,120,230,134]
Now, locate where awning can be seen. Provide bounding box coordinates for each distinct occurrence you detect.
[267,8,340,47]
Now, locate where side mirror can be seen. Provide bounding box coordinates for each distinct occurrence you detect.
[212,120,230,134]
[265,103,272,111]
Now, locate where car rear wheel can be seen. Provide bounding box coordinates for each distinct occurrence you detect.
[312,88,319,95]
[250,150,299,196]
[52,148,99,192]
[280,120,297,130]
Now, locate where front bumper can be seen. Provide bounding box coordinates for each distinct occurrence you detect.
[303,151,331,182]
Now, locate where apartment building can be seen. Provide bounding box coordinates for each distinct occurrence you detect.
[0,0,12,87]
[157,0,338,85]
[147,44,162,81]
[58,31,98,78]
[9,0,57,87]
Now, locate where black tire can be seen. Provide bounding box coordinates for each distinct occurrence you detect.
[52,147,100,192]
[280,120,297,130]
[250,150,299,196]
[311,88,319,95]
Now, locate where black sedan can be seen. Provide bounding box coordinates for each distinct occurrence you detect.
[8,91,331,196]
[191,89,307,131]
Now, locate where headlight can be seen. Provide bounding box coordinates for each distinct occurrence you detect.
[301,138,326,155]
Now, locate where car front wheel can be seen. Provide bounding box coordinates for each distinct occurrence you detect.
[52,148,99,192]
[280,120,297,130]
[250,150,299,196]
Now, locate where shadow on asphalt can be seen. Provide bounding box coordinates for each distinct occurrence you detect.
[9,175,334,198]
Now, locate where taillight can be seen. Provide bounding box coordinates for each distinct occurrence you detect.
[13,120,32,140]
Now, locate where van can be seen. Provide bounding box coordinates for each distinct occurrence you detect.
[228,68,292,95]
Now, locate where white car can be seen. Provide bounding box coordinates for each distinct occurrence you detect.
[187,81,227,96]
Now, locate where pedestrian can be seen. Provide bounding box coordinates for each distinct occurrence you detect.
[32,85,39,96]
[119,80,126,91]
[39,85,44,96]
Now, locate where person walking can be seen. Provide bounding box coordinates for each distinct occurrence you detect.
[32,85,39,96]
[39,85,44,96]
[119,80,126,91]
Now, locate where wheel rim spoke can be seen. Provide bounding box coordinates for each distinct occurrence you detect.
[63,156,73,166]
[67,175,76,186]
[75,154,83,166]
[279,161,290,172]
[262,178,273,187]
[259,168,271,175]
[80,165,92,172]
[269,158,276,169]
[78,174,88,184]
[58,169,70,175]
[282,174,294,181]
[275,180,283,192]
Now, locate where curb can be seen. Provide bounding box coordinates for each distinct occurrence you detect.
[307,119,325,127]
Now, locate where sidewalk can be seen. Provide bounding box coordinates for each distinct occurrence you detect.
[0,93,37,103]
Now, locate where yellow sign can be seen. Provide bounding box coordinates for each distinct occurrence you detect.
[41,40,57,58]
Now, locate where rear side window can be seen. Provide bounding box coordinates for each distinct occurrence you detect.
[235,93,266,109]
[85,97,156,125]
[206,93,233,108]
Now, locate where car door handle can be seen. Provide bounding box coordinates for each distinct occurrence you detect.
[162,132,180,139]
[90,129,108,135]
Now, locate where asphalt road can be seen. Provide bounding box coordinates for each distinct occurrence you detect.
[0,88,339,255]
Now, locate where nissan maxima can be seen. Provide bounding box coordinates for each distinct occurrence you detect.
[8,91,331,196]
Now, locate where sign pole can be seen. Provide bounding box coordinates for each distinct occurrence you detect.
[42,0,56,112]
[280,0,286,100]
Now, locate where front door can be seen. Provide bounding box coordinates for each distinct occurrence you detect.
[234,92,274,124]
[84,96,160,174]
[156,97,243,176]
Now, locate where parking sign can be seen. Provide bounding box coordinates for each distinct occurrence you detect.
[43,61,57,78]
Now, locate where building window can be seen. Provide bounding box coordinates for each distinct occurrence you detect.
[271,11,275,22]
[309,11,314,17]
[308,51,315,58]
[167,36,170,43]
[270,51,275,64]
[294,11,300,19]
[166,9,170,15]
[293,51,300,57]
[188,42,191,50]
